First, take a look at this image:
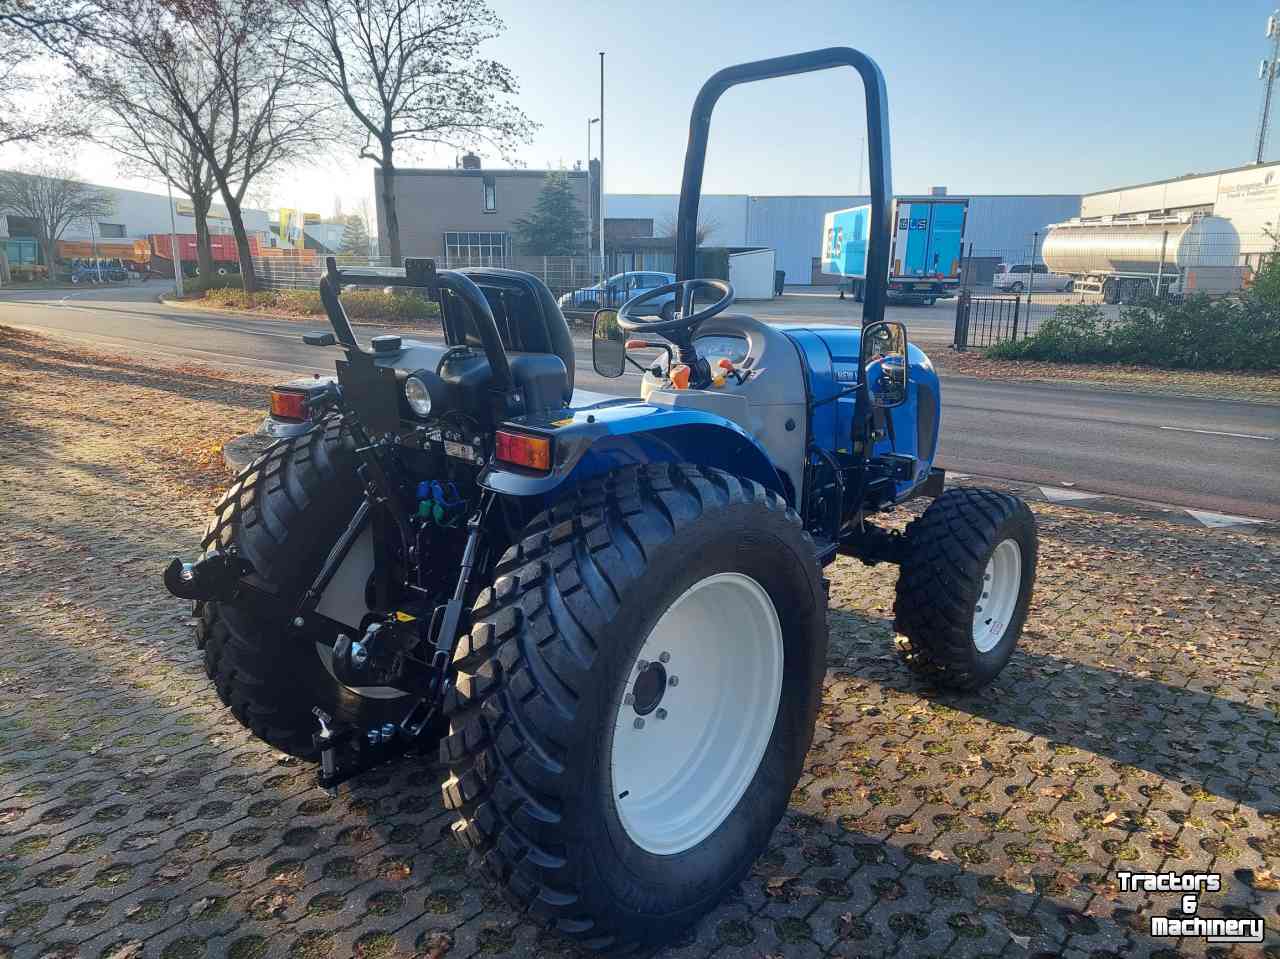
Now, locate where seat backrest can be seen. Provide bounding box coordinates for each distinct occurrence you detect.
[458,268,575,402]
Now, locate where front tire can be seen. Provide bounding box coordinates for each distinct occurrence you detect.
[197,417,407,757]
[441,464,827,951]
[893,488,1037,691]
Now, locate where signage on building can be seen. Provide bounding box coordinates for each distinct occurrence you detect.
[175,199,231,221]
[1215,168,1280,251]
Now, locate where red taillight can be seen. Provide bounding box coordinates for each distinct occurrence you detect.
[270,389,308,421]
[495,430,552,472]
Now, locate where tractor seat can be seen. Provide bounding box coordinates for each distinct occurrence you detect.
[460,268,576,402]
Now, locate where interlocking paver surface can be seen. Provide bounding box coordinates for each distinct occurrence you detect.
[1,327,1277,958]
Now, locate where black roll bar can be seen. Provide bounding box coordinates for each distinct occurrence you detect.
[674,47,893,328]
[321,257,511,392]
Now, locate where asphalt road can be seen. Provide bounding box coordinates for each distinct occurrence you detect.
[2,281,1276,520]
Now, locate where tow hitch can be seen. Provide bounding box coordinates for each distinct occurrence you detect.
[163,549,261,603]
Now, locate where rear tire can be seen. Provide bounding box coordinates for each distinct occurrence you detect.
[197,417,407,757]
[893,488,1037,691]
[440,464,827,951]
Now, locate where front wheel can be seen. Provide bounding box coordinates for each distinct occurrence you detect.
[441,464,827,951]
[893,488,1037,690]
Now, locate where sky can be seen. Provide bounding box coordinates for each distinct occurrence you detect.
[3,0,1278,216]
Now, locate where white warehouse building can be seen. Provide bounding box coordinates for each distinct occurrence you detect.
[603,191,1083,283]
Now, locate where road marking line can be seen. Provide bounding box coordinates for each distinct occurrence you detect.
[1039,486,1103,503]
[1185,509,1265,529]
[1159,426,1274,441]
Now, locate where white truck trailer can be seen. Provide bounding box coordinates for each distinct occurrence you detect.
[1041,214,1243,304]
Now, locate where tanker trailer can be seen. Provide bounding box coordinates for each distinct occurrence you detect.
[1041,214,1243,304]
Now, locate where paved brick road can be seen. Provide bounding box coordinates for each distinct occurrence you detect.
[1,329,1277,959]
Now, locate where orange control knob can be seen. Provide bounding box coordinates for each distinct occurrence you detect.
[669,364,691,389]
[717,357,734,370]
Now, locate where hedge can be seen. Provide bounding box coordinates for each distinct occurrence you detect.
[201,287,440,322]
[987,293,1280,372]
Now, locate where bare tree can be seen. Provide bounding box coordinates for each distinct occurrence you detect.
[0,163,115,272]
[88,0,326,290]
[0,0,95,146]
[657,214,720,245]
[289,0,535,266]
[78,60,224,278]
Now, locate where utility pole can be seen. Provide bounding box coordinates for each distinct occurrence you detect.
[598,52,605,265]
[1255,11,1280,164]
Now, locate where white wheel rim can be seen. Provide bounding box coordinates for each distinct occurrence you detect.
[610,572,783,856]
[973,539,1022,653]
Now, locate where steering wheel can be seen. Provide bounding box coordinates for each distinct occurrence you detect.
[616,278,734,336]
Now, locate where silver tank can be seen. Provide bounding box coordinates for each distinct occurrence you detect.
[1041,216,1240,275]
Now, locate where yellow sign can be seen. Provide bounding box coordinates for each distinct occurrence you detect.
[175,199,230,220]
[278,209,319,250]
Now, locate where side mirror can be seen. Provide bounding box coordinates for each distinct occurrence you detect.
[592,309,626,378]
[861,320,908,409]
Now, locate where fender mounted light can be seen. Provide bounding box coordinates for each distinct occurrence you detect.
[269,389,308,422]
[495,430,552,472]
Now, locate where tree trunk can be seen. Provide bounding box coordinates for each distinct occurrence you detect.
[380,157,402,268]
[192,194,215,279]
[222,196,258,292]
[39,235,56,281]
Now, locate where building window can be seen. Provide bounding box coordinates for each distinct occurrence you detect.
[482,175,497,213]
[444,231,508,264]
[98,222,127,238]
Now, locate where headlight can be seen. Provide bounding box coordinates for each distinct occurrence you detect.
[404,374,433,417]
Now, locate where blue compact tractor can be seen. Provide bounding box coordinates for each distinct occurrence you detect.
[166,47,1037,952]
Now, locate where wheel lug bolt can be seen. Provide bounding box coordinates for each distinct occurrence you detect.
[633,718,645,730]
[668,675,678,687]
[293,616,305,628]
[624,693,634,706]
[656,708,667,720]
[637,660,649,671]
[659,651,670,663]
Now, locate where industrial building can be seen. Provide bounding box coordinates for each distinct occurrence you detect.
[0,172,357,272]
[1079,159,1280,274]
[603,191,1082,284]
[0,175,274,270]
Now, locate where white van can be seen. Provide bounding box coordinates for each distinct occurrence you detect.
[993,263,1073,293]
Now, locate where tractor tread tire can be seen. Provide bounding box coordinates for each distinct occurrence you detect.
[194,416,391,758]
[893,488,1036,691]
[440,462,825,952]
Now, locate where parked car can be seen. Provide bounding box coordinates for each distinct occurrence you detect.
[558,271,676,316]
[993,262,1073,293]
[988,262,1070,291]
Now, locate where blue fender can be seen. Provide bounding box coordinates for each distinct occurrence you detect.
[478,396,790,506]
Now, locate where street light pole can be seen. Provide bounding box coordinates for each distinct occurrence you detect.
[166,179,184,297]
[598,52,605,265]
[587,117,599,267]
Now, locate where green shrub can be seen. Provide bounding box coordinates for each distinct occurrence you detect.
[184,273,242,294]
[987,295,1280,371]
[199,287,438,322]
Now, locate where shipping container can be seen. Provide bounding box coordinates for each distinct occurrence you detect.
[821,197,970,304]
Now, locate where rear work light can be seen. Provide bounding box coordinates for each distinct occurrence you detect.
[269,389,309,422]
[494,430,552,472]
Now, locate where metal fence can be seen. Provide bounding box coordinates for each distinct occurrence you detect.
[251,251,668,306]
[952,228,1269,349]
